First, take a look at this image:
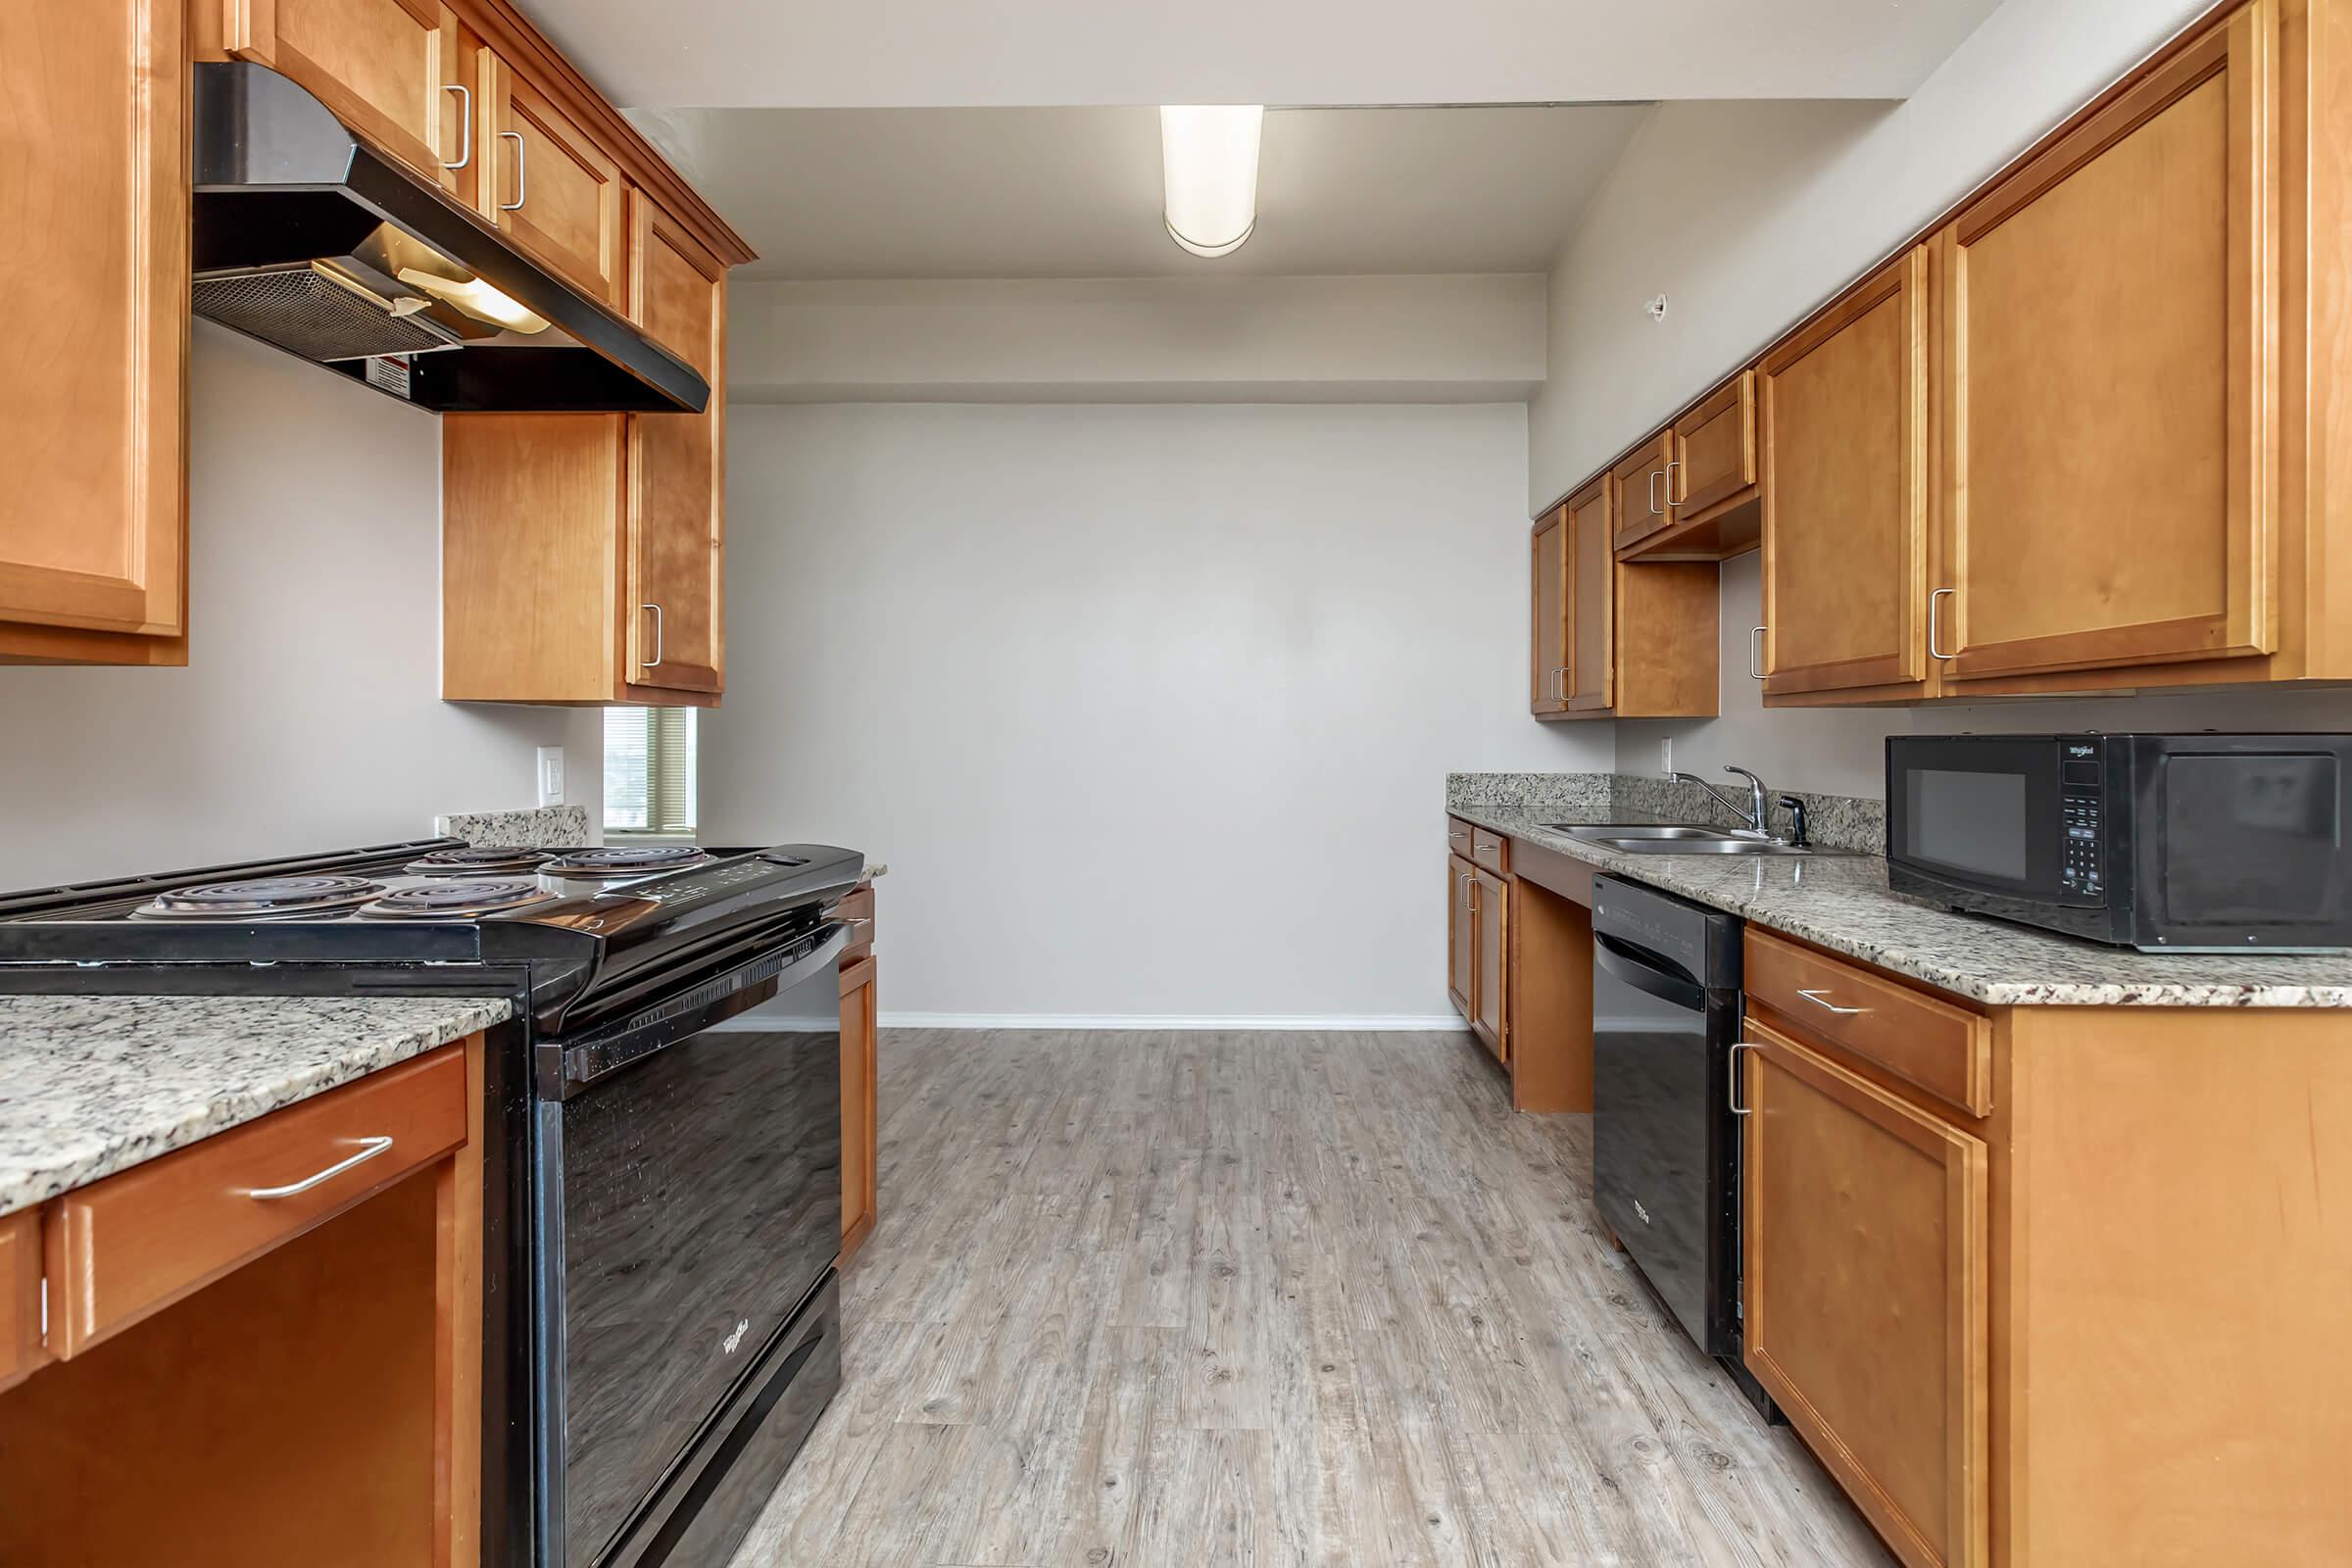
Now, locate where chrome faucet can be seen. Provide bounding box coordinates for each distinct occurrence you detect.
[1673,765,1771,836]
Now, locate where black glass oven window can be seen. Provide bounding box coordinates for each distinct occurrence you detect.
[1906,768,2029,882]
[2161,753,2340,925]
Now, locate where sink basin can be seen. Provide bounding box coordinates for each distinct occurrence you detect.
[1544,823,1854,858]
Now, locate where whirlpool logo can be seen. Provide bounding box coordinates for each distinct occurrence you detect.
[723,1318,749,1354]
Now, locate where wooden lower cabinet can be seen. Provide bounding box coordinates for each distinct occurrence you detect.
[1471,868,1508,1062]
[839,954,879,1268]
[0,1038,484,1567]
[1740,934,2352,1566]
[1741,1016,1987,1568]
[1446,853,1477,1021]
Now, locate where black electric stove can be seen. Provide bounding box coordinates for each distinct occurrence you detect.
[0,837,866,1568]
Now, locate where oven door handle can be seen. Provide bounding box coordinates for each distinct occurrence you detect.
[550,924,850,1095]
[1592,933,1709,1011]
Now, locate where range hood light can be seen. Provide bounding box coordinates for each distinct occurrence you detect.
[1159,105,1263,259]
[396,267,552,334]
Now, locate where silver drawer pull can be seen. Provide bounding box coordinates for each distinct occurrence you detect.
[1796,988,1865,1016]
[245,1136,394,1200]
[1729,1042,1757,1115]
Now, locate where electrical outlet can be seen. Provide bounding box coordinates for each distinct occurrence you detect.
[536,746,565,807]
[1660,739,1674,777]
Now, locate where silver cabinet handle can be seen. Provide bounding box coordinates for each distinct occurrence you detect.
[1448,827,1469,842]
[1929,586,1956,661]
[1665,459,1683,507]
[500,129,526,211]
[1796,988,1865,1015]
[1550,664,1569,702]
[1750,626,1767,682]
[1646,467,1664,516]
[863,864,889,879]
[441,83,471,171]
[245,1136,394,1200]
[642,603,663,667]
[1459,871,1475,907]
[1729,1042,1757,1116]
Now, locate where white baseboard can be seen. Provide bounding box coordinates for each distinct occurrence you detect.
[707,1011,1469,1033]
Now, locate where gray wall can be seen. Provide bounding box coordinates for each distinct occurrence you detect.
[0,323,597,888]
[700,401,1606,1022]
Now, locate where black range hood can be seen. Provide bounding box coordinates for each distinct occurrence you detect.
[191,62,709,415]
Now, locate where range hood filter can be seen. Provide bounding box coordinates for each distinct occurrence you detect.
[193,264,461,364]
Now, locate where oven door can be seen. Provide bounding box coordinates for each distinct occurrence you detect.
[536,923,847,1568]
[1886,735,2073,905]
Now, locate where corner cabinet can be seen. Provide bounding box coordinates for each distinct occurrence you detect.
[1531,477,1717,721]
[443,192,731,706]
[1,0,188,666]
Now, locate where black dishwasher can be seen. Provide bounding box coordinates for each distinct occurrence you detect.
[1591,874,1773,1415]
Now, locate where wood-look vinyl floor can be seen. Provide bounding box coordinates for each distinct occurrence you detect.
[731,1029,1893,1568]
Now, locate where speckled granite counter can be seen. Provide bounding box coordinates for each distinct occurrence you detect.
[0,994,511,1216]
[1449,776,2352,1008]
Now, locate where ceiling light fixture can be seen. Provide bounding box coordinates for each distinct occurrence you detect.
[1159,105,1263,259]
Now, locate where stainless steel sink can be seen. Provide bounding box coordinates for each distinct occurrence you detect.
[1545,823,1854,857]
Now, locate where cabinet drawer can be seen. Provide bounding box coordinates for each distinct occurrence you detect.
[1672,371,1758,520]
[1611,435,1676,553]
[1446,817,1477,858]
[1470,827,1510,875]
[1,1210,44,1394]
[1746,929,1990,1116]
[834,883,877,964]
[44,1048,467,1358]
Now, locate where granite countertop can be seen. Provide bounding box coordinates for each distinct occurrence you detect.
[0,994,512,1217]
[1450,796,2352,1008]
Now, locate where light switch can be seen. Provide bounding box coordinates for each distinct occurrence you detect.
[536,746,565,807]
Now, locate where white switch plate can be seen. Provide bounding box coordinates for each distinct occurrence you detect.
[536,746,565,807]
[1660,738,1674,777]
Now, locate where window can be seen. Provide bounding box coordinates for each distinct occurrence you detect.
[604,708,698,836]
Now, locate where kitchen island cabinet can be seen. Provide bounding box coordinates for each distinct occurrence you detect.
[0,1038,486,1567]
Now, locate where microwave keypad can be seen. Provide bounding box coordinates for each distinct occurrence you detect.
[2062,798,2102,894]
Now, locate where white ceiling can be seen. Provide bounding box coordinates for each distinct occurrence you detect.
[539,0,2004,111]
[631,104,1649,280]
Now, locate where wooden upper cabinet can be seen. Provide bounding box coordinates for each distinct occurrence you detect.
[1565,478,1616,712]
[0,0,187,665]
[481,50,625,305]
[1742,1018,1987,1568]
[1625,372,1763,560]
[1939,1,2278,684]
[213,0,471,198]
[1760,248,1933,702]
[1610,435,1676,554]
[1530,506,1570,715]
[626,193,725,696]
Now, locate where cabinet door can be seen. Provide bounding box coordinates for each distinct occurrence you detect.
[626,193,726,696]
[1565,478,1616,711]
[1671,371,1758,521]
[1760,248,1932,699]
[1,1210,44,1396]
[1472,870,1507,1062]
[839,956,879,1267]
[484,52,625,305]
[0,0,186,658]
[220,0,468,194]
[1610,435,1676,554]
[1531,506,1570,714]
[1446,856,1476,1021]
[1940,4,2278,682]
[1743,1019,1987,1568]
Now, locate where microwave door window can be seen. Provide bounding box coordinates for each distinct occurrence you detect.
[1906,768,2032,885]
[2160,754,2342,926]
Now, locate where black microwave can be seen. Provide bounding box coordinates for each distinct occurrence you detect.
[1886,734,2352,951]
